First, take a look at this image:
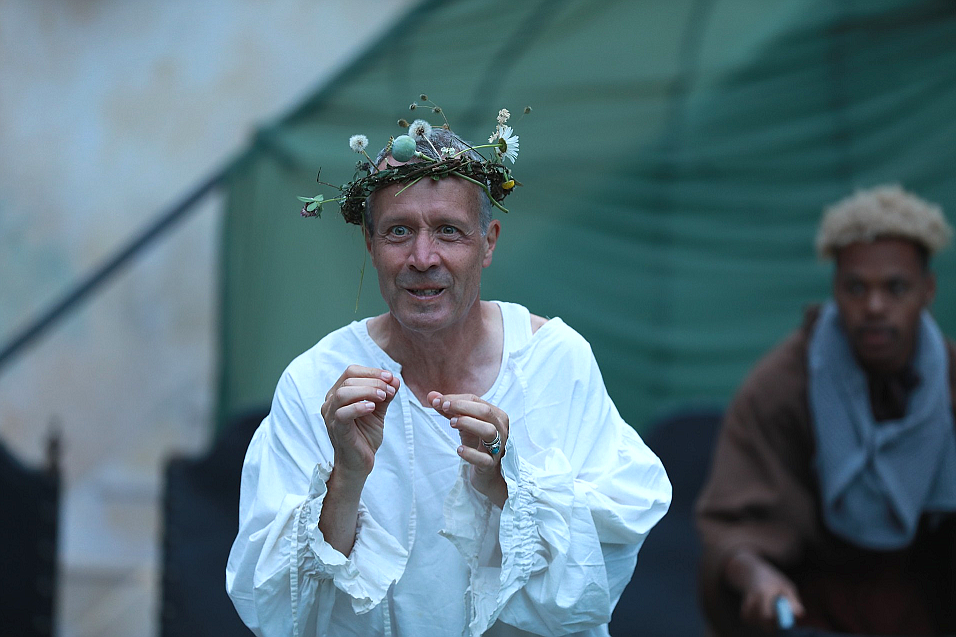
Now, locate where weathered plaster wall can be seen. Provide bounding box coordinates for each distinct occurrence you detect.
[0,1,416,635]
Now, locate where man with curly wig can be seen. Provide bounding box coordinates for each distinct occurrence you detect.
[697,185,956,636]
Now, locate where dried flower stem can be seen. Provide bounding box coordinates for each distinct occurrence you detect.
[394,176,426,197]
[355,247,367,313]
[419,96,449,128]
[362,150,379,173]
[451,171,510,213]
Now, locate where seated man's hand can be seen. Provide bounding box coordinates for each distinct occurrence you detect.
[321,365,400,480]
[725,549,805,634]
[428,392,509,508]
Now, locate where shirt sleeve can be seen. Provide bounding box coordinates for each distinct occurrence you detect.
[225,368,408,637]
[442,331,672,636]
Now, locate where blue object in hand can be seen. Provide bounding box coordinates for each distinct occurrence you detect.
[775,596,795,630]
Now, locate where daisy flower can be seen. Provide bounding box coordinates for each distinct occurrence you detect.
[495,125,519,163]
[349,134,369,153]
[408,119,432,141]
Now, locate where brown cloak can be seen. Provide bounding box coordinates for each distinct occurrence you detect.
[696,308,956,636]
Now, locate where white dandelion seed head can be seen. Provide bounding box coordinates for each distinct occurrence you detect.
[349,134,369,153]
[408,119,433,141]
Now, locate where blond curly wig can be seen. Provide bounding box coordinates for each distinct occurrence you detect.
[816,184,953,259]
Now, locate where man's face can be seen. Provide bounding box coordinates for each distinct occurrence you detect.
[366,176,499,335]
[833,238,935,373]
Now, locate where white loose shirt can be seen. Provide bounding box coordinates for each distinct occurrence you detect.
[226,302,671,637]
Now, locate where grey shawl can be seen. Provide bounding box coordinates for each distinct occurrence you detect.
[808,300,956,549]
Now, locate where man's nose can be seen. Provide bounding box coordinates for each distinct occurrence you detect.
[865,289,887,315]
[408,234,440,270]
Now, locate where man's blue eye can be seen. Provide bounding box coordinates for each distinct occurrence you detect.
[440,226,457,235]
[391,226,409,236]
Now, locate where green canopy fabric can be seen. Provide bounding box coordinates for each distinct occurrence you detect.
[218,0,956,433]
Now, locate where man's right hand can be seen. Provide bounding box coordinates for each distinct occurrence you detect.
[725,549,806,633]
[319,366,399,556]
[321,365,400,479]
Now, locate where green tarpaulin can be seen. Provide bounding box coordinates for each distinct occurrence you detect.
[218,0,956,432]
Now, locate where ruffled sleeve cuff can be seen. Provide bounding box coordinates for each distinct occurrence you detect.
[441,439,577,636]
[294,462,408,616]
[498,439,575,594]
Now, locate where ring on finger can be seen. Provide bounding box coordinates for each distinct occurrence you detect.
[481,430,502,456]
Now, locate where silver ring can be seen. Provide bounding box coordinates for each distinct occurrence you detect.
[481,431,501,456]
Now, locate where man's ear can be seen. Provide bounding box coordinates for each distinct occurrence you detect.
[482,220,501,268]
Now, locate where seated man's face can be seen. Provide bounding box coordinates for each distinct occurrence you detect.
[365,176,499,334]
[834,237,936,373]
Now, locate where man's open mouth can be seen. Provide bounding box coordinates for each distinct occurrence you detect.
[406,288,444,298]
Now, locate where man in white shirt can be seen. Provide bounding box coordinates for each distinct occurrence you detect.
[226,113,671,637]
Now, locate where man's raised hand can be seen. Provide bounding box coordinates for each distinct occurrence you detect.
[428,391,509,507]
[321,365,400,480]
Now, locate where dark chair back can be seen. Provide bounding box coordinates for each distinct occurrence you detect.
[608,408,722,637]
[160,408,268,637]
[0,437,59,637]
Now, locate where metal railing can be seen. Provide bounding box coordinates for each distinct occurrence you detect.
[0,167,228,374]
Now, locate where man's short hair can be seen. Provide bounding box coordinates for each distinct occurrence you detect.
[364,128,494,235]
[815,184,952,261]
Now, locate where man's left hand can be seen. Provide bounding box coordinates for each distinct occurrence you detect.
[428,391,509,507]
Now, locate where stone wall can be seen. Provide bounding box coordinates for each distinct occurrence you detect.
[0,1,416,635]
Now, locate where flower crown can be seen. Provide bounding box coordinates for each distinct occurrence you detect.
[299,96,527,226]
